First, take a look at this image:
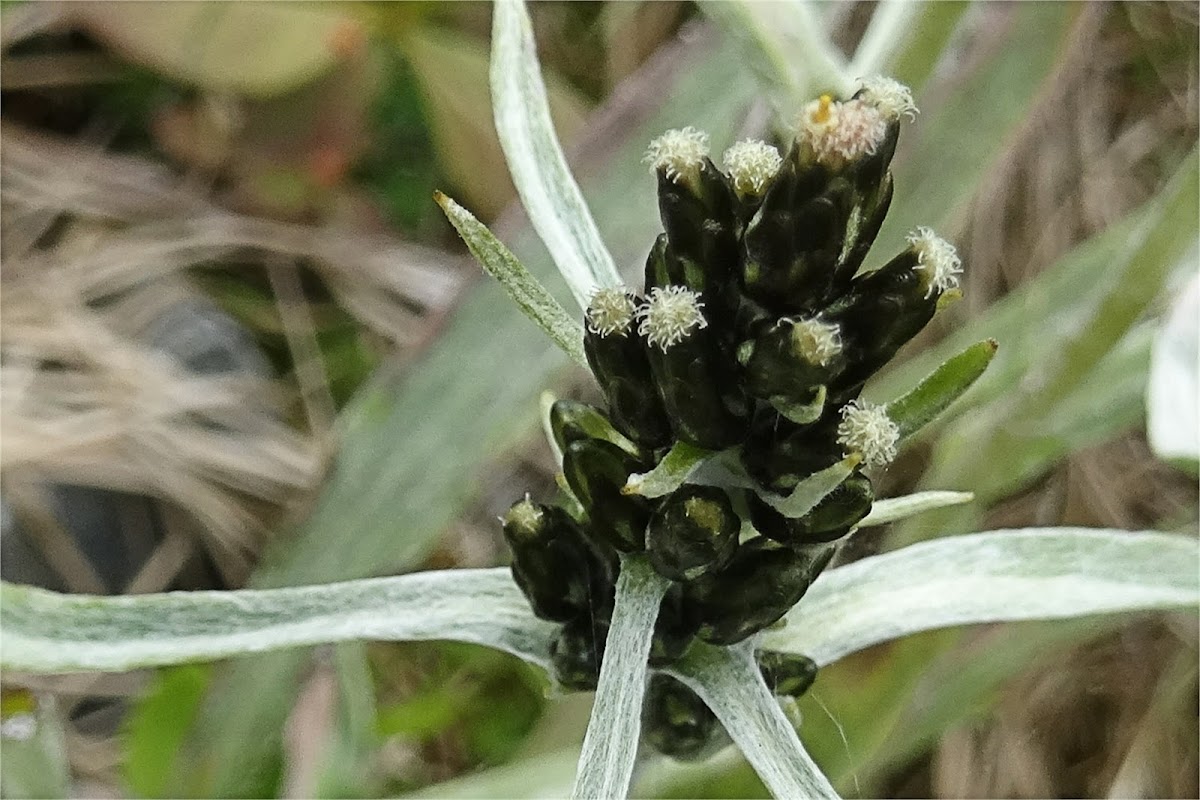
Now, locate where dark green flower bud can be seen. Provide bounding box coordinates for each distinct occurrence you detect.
[639,286,748,449]
[642,674,725,761]
[584,287,673,450]
[549,399,639,457]
[749,474,874,546]
[646,485,739,581]
[562,438,652,552]
[550,614,608,692]
[740,412,843,494]
[829,228,962,395]
[739,316,845,403]
[686,539,834,645]
[649,585,698,667]
[502,499,616,622]
[757,650,818,698]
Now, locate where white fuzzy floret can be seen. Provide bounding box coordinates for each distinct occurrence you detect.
[644,127,710,184]
[586,287,638,337]
[858,76,918,121]
[907,226,963,298]
[795,95,888,169]
[790,318,842,366]
[636,286,708,351]
[722,139,783,194]
[837,400,899,468]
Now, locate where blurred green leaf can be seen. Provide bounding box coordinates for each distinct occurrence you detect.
[913,149,1199,521]
[71,2,360,97]
[436,191,588,368]
[0,694,70,799]
[1147,273,1200,471]
[400,21,589,220]
[698,0,852,111]
[123,664,212,798]
[871,3,1078,262]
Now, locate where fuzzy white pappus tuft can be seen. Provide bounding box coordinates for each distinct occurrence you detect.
[636,286,708,351]
[790,318,842,366]
[722,139,783,194]
[907,226,963,298]
[644,127,710,184]
[858,76,918,121]
[586,287,638,337]
[795,95,888,169]
[837,400,899,468]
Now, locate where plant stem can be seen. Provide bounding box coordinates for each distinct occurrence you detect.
[571,554,670,800]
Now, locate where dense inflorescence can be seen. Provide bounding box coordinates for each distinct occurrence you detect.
[502,78,961,758]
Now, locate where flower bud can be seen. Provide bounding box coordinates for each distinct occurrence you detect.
[550,614,608,691]
[649,585,698,667]
[640,287,749,449]
[646,485,740,581]
[686,539,834,645]
[739,316,845,404]
[828,228,962,394]
[549,398,639,457]
[562,438,653,552]
[642,674,725,761]
[502,498,616,622]
[750,474,874,545]
[584,287,674,449]
[757,650,819,698]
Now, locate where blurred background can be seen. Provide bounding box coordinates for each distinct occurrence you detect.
[0,1,1196,797]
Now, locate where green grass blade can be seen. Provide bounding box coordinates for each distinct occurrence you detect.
[491,0,620,308]
[884,339,997,439]
[437,191,587,368]
[0,570,556,674]
[667,642,840,800]
[572,555,670,800]
[858,491,975,527]
[762,528,1199,666]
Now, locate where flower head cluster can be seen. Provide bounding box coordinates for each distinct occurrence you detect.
[503,77,964,756]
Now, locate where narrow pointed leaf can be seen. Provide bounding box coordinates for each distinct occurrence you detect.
[623,441,714,498]
[858,491,975,527]
[884,339,997,440]
[491,0,620,308]
[761,455,860,518]
[762,528,1200,666]
[436,192,587,368]
[666,642,839,800]
[572,555,670,800]
[0,569,557,674]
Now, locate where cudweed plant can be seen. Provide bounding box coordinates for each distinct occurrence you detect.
[2,2,1197,798]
